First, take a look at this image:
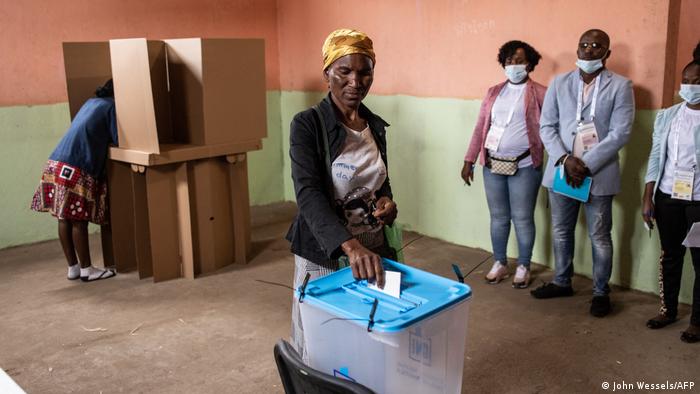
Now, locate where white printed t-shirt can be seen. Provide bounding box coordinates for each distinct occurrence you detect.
[331,124,387,235]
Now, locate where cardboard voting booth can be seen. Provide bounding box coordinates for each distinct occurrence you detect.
[62,38,266,282]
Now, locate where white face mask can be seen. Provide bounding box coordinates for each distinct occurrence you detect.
[679,84,700,105]
[576,49,609,74]
[504,64,528,84]
[576,58,604,74]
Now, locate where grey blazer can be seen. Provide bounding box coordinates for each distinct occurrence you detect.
[540,69,635,196]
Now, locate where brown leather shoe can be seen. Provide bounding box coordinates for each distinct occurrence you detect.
[681,324,700,343]
[646,314,677,329]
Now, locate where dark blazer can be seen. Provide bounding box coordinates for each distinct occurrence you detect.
[285,93,392,264]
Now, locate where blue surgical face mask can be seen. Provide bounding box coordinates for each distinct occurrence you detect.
[505,64,528,84]
[576,56,606,74]
[679,84,700,105]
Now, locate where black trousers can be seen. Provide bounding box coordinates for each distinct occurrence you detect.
[655,191,700,325]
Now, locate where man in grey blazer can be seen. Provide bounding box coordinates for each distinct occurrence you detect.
[531,29,635,317]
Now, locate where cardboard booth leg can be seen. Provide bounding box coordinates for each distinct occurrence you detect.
[228,154,251,264]
[131,172,153,279]
[106,160,138,273]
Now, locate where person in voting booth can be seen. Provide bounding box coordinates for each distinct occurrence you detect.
[461,40,547,289]
[286,29,398,361]
[30,80,117,282]
[642,59,700,343]
[531,29,635,317]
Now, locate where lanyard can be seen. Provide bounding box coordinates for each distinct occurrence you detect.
[576,75,600,125]
[491,85,526,128]
[671,113,697,169]
[673,123,681,166]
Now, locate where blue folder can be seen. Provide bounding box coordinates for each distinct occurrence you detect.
[552,166,592,202]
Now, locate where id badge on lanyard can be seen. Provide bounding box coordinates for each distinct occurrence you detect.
[672,169,694,201]
[670,126,695,201]
[576,122,599,153]
[486,86,525,151]
[574,76,601,157]
[485,125,505,151]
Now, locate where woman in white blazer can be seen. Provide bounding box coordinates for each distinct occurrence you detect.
[642,59,700,343]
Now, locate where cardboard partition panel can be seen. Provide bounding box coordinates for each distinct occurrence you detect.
[188,158,235,274]
[109,38,164,154]
[63,42,112,120]
[148,41,174,144]
[165,38,267,146]
[202,39,267,145]
[164,38,204,146]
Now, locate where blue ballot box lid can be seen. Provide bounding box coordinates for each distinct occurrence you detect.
[296,259,472,333]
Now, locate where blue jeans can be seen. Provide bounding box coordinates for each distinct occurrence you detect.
[482,166,542,267]
[548,190,613,296]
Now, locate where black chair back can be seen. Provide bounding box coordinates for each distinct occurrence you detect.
[273,339,376,394]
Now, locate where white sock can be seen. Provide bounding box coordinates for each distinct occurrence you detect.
[68,264,80,279]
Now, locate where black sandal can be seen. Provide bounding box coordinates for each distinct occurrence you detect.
[646,314,677,329]
[80,269,116,282]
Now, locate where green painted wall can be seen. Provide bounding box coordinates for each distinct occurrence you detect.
[249,91,284,205]
[279,91,694,303]
[0,91,285,249]
[0,103,73,249]
[2,88,694,303]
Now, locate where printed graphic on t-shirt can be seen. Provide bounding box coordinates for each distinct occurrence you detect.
[331,125,387,235]
[335,186,381,234]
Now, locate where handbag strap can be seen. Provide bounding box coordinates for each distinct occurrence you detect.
[515,150,531,161]
[312,105,334,197]
[487,149,531,165]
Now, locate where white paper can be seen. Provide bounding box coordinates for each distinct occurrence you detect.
[682,222,700,247]
[0,369,26,394]
[368,270,401,299]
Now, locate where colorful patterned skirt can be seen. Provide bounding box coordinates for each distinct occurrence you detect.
[30,160,108,225]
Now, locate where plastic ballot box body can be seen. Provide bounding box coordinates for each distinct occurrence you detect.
[296,259,471,394]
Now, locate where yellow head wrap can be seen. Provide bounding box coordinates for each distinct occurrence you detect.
[322,29,376,70]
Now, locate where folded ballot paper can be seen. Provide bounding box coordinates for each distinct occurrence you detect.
[368,270,401,298]
[552,166,592,202]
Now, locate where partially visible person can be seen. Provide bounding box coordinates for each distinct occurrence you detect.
[461,40,546,289]
[531,29,635,318]
[286,29,398,361]
[642,59,700,343]
[31,80,118,282]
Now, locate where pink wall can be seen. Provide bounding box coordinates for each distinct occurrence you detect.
[277,0,675,109]
[0,0,280,106]
[2,0,689,109]
[674,0,700,88]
